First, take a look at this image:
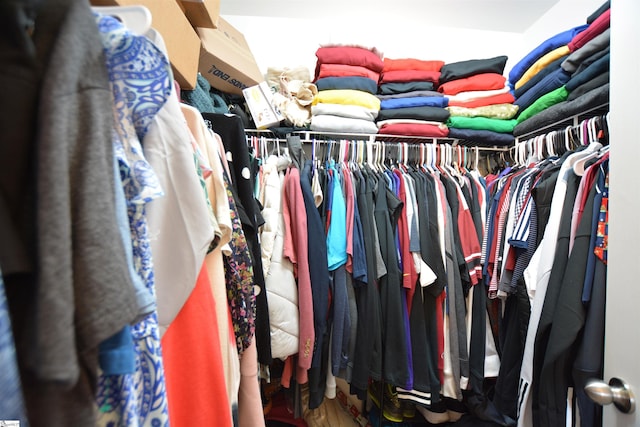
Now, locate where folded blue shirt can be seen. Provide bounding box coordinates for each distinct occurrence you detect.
[515,67,571,114]
[509,24,588,86]
[448,127,515,147]
[380,96,448,110]
[315,76,378,94]
[565,52,610,93]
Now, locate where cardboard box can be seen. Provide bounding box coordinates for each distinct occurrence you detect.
[91,0,200,89]
[180,0,220,29]
[197,17,265,95]
[242,82,283,129]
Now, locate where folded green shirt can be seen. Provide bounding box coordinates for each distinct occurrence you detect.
[446,116,517,134]
[517,86,569,123]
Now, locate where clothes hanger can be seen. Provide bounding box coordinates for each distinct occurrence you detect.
[424,143,431,172]
[527,135,540,164]
[92,5,152,36]
[545,132,555,157]
[511,142,519,168]
[540,135,547,160]
[442,143,460,181]
[520,140,527,165]
[374,141,381,172]
[259,136,266,161]
[350,140,357,170]
[394,143,401,170]
[430,142,437,173]
[465,146,471,171]
[311,138,318,174]
[460,146,469,174]
[573,117,606,176]
[347,140,354,170]
[564,126,573,152]
[453,145,461,173]
[562,117,604,176]
[506,147,518,168]
[474,146,479,172]
[402,142,409,171]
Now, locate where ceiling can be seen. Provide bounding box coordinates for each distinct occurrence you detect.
[220,0,561,33]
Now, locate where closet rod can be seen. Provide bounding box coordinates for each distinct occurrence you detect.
[514,102,609,142]
[244,130,511,152]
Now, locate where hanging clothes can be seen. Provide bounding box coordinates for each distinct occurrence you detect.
[0,270,28,424]
[94,12,174,427]
[160,104,237,427]
[203,113,273,366]
[475,119,610,427]
[4,2,140,426]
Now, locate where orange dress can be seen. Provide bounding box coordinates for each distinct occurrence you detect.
[162,263,234,426]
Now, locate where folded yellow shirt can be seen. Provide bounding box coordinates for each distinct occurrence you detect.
[313,89,381,111]
[515,45,570,90]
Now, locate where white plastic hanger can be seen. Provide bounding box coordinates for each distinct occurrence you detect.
[545,132,556,158]
[573,117,605,176]
[433,143,439,169]
[92,5,152,36]
[474,146,479,172]
[519,140,527,166]
[367,139,375,170]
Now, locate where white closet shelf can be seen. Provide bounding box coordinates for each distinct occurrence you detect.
[515,102,610,142]
[244,129,511,152]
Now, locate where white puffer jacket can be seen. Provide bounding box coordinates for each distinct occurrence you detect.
[260,155,299,360]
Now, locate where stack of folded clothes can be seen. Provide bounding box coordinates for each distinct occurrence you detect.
[437,55,516,146]
[375,57,450,137]
[310,45,383,133]
[511,2,610,136]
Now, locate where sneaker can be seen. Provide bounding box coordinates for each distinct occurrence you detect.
[401,400,416,419]
[383,383,404,423]
[368,380,384,410]
[368,381,404,423]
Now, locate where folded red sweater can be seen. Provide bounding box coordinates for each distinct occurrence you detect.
[383,58,445,72]
[316,63,380,82]
[568,8,610,52]
[315,46,384,72]
[447,92,515,108]
[378,122,450,137]
[380,69,441,84]
[438,73,506,95]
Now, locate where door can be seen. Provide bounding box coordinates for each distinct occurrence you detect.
[601,0,640,425]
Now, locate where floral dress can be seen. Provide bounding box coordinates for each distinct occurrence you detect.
[94,14,172,427]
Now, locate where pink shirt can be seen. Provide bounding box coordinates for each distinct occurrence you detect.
[342,167,355,273]
[282,166,315,380]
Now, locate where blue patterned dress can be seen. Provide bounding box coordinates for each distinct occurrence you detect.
[94,14,172,427]
[0,271,29,426]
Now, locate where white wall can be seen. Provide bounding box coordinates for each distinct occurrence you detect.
[223,14,523,81]
[518,0,606,63]
[224,0,606,82]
